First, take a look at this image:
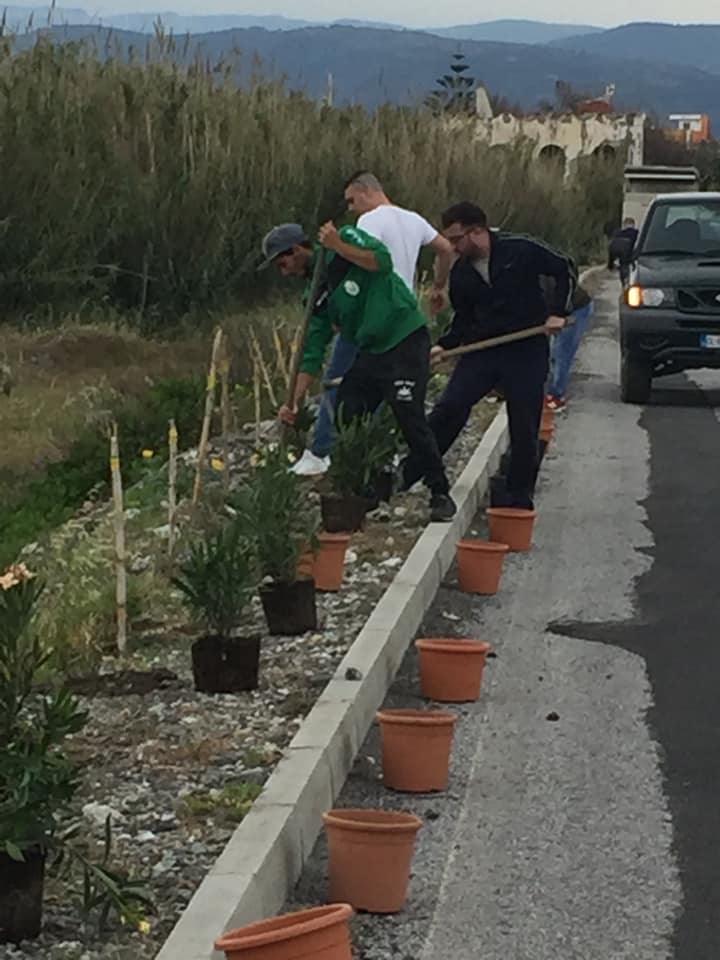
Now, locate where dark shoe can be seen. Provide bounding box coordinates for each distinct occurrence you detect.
[430,494,457,522]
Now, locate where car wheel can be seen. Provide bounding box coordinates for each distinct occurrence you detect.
[620,352,652,404]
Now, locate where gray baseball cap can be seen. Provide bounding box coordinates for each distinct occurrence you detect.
[258,223,307,270]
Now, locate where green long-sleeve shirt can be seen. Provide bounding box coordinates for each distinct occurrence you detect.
[299,225,426,376]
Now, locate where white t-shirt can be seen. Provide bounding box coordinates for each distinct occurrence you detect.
[357,204,438,292]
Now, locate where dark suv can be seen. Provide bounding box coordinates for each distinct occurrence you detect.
[619,192,720,403]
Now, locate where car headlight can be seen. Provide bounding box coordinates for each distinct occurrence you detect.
[626,286,673,308]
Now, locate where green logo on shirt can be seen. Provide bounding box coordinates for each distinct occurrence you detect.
[344,280,360,297]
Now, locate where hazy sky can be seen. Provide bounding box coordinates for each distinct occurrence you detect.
[71,1,720,28]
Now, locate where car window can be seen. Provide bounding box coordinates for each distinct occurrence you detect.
[642,201,720,255]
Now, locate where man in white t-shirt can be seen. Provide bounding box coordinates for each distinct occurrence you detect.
[292,171,453,477]
[347,171,453,308]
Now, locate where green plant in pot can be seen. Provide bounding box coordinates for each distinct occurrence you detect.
[323,407,399,532]
[0,565,155,942]
[232,445,319,636]
[0,565,87,943]
[172,522,261,693]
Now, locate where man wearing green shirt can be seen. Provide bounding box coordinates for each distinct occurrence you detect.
[260,220,455,522]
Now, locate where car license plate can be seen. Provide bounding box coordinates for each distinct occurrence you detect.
[700,334,720,348]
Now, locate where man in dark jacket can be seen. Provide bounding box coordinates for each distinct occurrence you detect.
[402,201,576,509]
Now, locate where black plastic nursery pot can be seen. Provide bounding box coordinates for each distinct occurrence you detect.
[191,635,261,694]
[260,578,317,635]
[0,847,45,944]
[320,493,373,533]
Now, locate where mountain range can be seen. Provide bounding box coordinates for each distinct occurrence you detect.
[4,9,720,129]
[1,8,604,41]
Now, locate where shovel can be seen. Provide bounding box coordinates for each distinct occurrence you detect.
[321,321,561,388]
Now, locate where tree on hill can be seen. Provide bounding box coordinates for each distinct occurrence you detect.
[425,51,476,115]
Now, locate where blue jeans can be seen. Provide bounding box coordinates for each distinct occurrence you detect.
[310,334,359,458]
[547,302,593,398]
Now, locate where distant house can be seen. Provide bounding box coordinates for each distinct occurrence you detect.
[577,84,615,116]
[666,114,712,145]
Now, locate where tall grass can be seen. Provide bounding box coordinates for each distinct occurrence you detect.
[0,36,622,326]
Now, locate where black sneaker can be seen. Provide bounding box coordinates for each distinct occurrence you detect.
[430,494,457,522]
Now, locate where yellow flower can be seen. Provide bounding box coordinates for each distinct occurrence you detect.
[138,919,151,935]
[142,449,154,459]
[210,457,224,472]
[287,452,297,464]
[249,453,261,468]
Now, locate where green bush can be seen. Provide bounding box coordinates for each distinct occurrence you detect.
[328,408,398,499]
[172,522,258,637]
[231,445,318,584]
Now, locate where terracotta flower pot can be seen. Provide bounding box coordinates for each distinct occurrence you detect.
[539,424,554,444]
[487,507,537,552]
[323,808,422,913]
[416,638,493,703]
[377,709,456,793]
[297,534,351,592]
[456,538,509,594]
[215,903,353,960]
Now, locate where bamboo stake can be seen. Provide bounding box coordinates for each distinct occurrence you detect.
[272,323,289,389]
[192,327,224,506]
[253,355,262,447]
[219,335,231,494]
[247,326,279,409]
[167,418,178,560]
[110,423,127,655]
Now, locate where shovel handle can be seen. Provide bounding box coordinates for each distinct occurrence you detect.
[283,250,326,436]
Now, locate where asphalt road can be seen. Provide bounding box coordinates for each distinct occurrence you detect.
[288,274,720,959]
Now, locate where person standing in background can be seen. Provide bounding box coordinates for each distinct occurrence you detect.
[290,171,454,477]
[545,283,594,412]
[608,218,638,286]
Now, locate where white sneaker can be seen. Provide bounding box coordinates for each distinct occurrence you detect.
[291,450,330,477]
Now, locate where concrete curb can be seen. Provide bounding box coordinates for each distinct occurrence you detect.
[156,409,509,960]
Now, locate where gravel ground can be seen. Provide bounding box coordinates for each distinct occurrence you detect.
[1,401,497,960]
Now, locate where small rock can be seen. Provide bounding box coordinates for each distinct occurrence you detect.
[546,711,560,722]
[129,554,152,573]
[393,506,407,518]
[82,802,124,827]
[442,612,460,622]
[345,549,358,565]
[137,830,157,843]
[381,556,403,569]
[344,667,362,681]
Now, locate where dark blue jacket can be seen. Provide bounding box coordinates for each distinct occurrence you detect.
[438,231,577,350]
